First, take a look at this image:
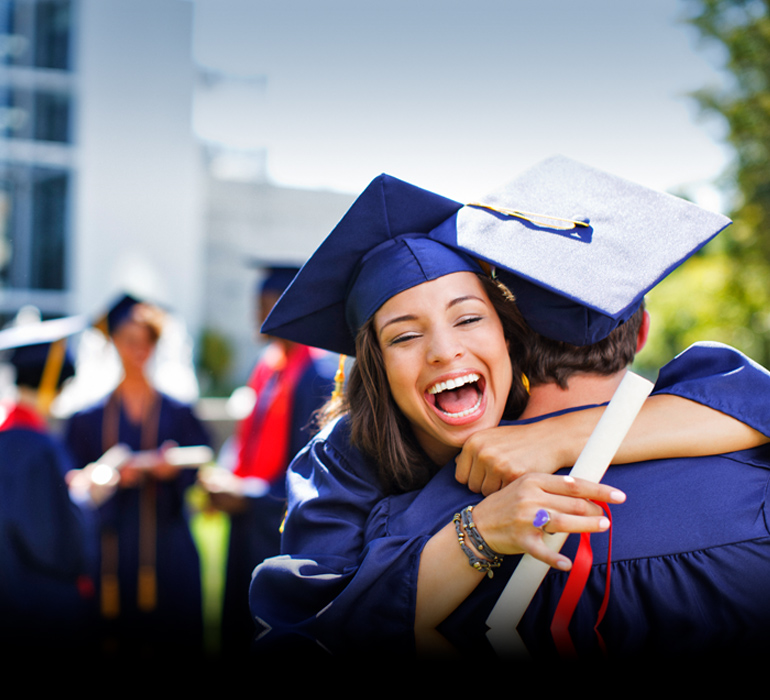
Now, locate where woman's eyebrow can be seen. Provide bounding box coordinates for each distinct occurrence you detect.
[378,314,417,336]
[447,294,484,309]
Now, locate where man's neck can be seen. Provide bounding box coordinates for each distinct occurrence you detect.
[519,369,628,420]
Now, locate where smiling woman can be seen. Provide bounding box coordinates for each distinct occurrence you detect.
[342,271,528,493]
[376,272,513,468]
[246,171,770,658]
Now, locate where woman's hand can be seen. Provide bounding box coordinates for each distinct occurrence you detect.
[150,441,182,481]
[470,472,625,570]
[454,410,601,496]
[197,466,251,514]
[415,472,626,638]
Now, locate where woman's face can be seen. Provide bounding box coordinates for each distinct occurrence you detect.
[112,320,156,373]
[374,271,512,466]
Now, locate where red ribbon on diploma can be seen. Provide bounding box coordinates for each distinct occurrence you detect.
[550,501,613,658]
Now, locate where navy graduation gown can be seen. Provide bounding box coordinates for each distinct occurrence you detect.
[249,342,770,656]
[64,391,210,650]
[0,425,96,652]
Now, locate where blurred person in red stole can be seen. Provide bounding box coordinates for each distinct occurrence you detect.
[200,265,337,653]
[0,311,96,655]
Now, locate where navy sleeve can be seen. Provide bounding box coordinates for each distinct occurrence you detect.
[652,342,770,436]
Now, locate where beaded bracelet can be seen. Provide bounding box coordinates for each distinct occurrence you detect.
[452,506,504,578]
[461,505,505,561]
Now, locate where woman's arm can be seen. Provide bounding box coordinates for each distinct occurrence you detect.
[457,343,770,496]
[456,395,768,495]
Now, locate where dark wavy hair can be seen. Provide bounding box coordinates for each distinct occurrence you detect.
[523,302,646,390]
[317,274,532,495]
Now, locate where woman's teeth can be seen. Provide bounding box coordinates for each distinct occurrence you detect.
[427,373,480,395]
[427,373,483,418]
[441,393,482,418]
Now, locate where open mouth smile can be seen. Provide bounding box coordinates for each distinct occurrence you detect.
[426,372,486,421]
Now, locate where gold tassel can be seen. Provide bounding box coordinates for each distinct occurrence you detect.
[331,354,347,402]
[137,565,157,611]
[522,373,531,395]
[466,202,590,231]
[36,338,66,416]
[100,531,120,619]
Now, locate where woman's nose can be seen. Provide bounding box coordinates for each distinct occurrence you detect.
[427,329,463,364]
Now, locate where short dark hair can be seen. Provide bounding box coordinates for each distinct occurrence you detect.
[317,274,532,495]
[523,302,646,390]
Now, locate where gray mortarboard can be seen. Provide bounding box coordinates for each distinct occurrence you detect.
[0,313,87,408]
[261,174,479,356]
[430,155,732,345]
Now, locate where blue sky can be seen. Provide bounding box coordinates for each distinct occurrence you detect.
[191,0,732,207]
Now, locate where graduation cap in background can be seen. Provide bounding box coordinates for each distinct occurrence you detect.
[92,292,168,342]
[93,293,142,337]
[0,312,88,413]
[245,262,303,297]
[261,174,479,356]
[260,266,300,296]
[430,155,732,345]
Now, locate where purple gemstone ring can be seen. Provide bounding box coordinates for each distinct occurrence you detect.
[533,508,551,532]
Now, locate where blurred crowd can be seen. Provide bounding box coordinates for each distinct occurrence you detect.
[0,266,337,659]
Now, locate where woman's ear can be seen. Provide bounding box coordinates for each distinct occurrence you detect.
[636,310,651,354]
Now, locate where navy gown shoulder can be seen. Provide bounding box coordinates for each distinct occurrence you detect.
[0,427,96,651]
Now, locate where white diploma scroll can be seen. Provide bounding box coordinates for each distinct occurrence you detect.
[485,370,654,657]
[70,444,214,508]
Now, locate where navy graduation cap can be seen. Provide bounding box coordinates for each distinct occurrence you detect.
[246,258,304,296]
[0,313,87,406]
[261,174,480,356]
[94,293,142,337]
[429,155,732,345]
[259,266,301,296]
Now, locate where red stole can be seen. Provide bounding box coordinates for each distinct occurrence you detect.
[234,342,313,483]
[0,401,48,433]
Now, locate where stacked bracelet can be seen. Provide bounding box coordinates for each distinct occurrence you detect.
[453,505,504,578]
[462,505,505,561]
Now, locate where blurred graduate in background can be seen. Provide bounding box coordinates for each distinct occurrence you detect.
[0,310,96,655]
[63,294,211,655]
[199,265,337,653]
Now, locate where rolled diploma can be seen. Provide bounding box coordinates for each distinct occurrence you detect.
[126,445,215,469]
[485,370,654,656]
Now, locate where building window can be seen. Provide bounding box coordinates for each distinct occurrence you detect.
[0,86,70,142]
[0,0,71,71]
[0,163,68,290]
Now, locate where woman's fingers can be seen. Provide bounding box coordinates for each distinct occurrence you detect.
[471,473,624,560]
[541,474,626,505]
[520,536,574,571]
[536,509,610,535]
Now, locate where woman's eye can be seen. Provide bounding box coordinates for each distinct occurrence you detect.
[458,315,483,326]
[389,332,420,346]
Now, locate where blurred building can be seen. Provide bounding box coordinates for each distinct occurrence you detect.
[0,0,203,327]
[202,173,354,388]
[0,0,354,397]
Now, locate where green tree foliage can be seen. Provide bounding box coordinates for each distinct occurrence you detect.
[198,327,235,397]
[635,0,770,374]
